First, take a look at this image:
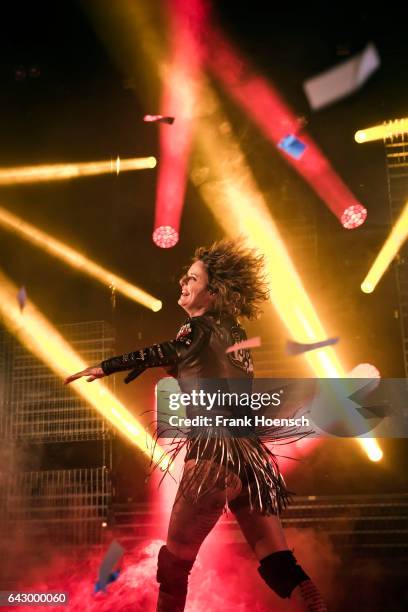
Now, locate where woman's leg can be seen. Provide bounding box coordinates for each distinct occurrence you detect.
[156,459,242,611]
[231,500,328,611]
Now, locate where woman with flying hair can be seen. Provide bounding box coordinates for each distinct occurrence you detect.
[65,239,327,612]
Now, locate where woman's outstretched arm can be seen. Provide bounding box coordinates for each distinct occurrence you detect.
[64,317,211,385]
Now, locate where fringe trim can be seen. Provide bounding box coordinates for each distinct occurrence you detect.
[146,418,310,515]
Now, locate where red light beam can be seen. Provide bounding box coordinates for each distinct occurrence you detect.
[153,0,207,248]
[206,27,367,229]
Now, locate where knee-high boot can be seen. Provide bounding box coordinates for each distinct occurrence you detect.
[156,545,195,612]
[258,550,328,611]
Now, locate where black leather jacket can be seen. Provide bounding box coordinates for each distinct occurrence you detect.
[101,313,293,515]
[100,312,253,383]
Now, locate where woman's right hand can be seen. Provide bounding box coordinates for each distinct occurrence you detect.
[64,365,105,385]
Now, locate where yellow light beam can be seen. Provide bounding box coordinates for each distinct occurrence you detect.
[361,201,408,293]
[192,86,382,462]
[194,102,343,377]
[0,156,157,185]
[0,206,162,312]
[355,118,408,143]
[0,266,170,469]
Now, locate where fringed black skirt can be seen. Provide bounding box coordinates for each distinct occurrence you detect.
[149,423,308,516]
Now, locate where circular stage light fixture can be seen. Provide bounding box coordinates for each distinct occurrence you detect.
[341,204,367,229]
[153,225,179,248]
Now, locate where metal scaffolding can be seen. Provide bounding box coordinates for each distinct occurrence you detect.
[385,132,408,376]
[0,321,115,548]
[1,320,115,442]
[1,467,111,546]
[112,493,408,558]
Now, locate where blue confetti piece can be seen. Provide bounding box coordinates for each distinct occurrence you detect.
[278,134,307,159]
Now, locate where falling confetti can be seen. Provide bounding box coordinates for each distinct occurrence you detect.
[226,336,261,353]
[95,540,125,593]
[278,134,307,160]
[286,337,339,355]
[143,114,175,125]
[94,570,120,594]
[17,286,27,311]
[303,42,380,110]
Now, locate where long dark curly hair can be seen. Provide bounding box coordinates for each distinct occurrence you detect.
[192,238,269,320]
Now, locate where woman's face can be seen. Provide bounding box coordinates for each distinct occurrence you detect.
[178,260,215,316]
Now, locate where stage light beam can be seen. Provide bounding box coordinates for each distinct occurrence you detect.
[192,87,382,462]
[0,156,156,185]
[355,118,408,144]
[152,0,206,249]
[0,267,170,468]
[361,201,408,293]
[0,206,162,311]
[363,439,383,461]
[205,26,367,229]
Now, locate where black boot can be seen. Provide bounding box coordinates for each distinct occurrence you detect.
[156,545,195,612]
[258,550,327,610]
[156,589,187,612]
